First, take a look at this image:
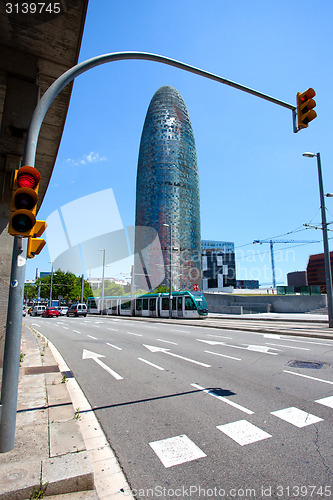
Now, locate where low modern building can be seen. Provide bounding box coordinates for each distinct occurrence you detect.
[201,240,236,291]
[236,280,259,289]
[307,252,333,293]
[287,271,308,288]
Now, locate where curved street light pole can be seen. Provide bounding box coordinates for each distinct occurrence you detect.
[1,51,298,453]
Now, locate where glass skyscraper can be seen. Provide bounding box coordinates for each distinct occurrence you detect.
[134,86,201,292]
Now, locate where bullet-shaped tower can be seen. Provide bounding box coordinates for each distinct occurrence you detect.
[134,86,201,292]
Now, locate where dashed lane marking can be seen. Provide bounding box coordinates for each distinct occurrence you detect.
[191,383,254,415]
[156,339,178,345]
[204,350,241,361]
[283,370,333,385]
[106,343,122,350]
[138,358,165,371]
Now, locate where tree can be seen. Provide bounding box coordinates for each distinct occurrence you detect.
[93,281,124,297]
[36,270,93,303]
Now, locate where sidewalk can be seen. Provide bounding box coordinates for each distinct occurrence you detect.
[0,325,134,500]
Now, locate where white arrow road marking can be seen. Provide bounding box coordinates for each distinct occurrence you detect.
[143,345,211,367]
[82,349,123,380]
[197,339,280,355]
[191,383,254,415]
[265,342,310,351]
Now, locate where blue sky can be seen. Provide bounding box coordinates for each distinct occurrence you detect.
[26,0,333,287]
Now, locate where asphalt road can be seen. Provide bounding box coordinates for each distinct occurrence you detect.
[24,315,333,500]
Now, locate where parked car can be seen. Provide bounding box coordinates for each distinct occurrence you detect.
[58,306,68,316]
[67,303,87,317]
[42,307,60,318]
[30,305,46,316]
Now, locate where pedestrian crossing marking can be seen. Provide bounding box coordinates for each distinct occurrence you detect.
[149,434,206,468]
[271,407,323,427]
[315,395,333,409]
[216,420,272,446]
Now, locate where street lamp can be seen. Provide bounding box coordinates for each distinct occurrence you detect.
[99,249,105,315]
[163,223,173,318]
[303,152,333,327]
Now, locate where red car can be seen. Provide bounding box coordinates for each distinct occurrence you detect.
[42,307,60,318]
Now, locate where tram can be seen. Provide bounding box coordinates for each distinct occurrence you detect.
[86,291,208,319]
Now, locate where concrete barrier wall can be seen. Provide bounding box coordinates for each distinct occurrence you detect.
[204,293,327,314]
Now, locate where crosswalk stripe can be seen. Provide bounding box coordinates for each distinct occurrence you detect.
[315,395,333,409]
[217,420,271,446]
[271,407,323,427]
[149,435,206,468]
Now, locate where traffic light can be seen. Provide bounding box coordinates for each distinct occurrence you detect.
[297,88,317,129]
[27,220,47,259]
[8,166,41,237]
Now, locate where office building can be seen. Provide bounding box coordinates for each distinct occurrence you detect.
[307,252,333,293]
[201,240,236,290]
[134,86,201,291]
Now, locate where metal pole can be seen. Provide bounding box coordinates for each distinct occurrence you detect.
[130,265,135,316]
[101,249,105,315]
[81,274,84,303]
[0,237,26,452]
[49,264,53,306]
[169,225,172,319]
[316,153,333,327]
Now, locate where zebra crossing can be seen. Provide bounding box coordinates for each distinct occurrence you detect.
[149,395,332,468]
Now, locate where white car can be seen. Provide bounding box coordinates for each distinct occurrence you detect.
[58,306,68,316]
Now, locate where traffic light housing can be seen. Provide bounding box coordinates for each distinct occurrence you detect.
[8,166,41,237]
[27,220,47,259]
[297,88,317,129]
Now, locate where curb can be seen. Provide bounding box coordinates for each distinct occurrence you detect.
[0,326,134,500]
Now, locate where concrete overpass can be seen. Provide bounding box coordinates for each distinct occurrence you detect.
[0,2,89,366]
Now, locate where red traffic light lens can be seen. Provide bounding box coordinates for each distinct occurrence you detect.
[17,172,38,189]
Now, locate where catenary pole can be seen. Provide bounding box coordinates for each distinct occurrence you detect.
[316,153,333,327]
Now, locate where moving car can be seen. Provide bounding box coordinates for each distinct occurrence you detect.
[42,307,60,318]
[30,305,46,316]
[67,303,87,317]
[58,306,68,316]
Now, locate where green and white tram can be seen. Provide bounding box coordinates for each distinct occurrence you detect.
[86,291,208,319]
